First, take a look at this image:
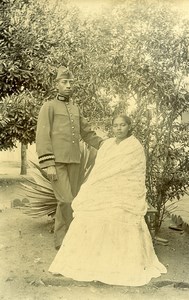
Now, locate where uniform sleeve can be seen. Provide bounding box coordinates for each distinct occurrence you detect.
[80,115,103,150]
[36,102,55,168]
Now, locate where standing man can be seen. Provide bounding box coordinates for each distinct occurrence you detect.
[36,66,103,250]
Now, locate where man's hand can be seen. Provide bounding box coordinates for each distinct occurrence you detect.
[99,138,107,148]
[46,166,58,181]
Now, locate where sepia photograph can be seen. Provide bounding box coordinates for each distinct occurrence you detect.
[0,0,189,299]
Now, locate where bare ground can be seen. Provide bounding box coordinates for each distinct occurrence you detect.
[0,172,189,300]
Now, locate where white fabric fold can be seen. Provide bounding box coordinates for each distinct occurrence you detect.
[72,136,148,216]
[49,136,167,286]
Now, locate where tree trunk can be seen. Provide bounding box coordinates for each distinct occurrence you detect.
[20,143,27,175]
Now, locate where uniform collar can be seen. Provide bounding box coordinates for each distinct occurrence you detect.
[57,94,70,102]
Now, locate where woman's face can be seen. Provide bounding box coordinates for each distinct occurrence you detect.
[112,117,130,141]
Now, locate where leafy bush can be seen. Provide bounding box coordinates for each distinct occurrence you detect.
[0,91,41,145]
[0,0,189,229]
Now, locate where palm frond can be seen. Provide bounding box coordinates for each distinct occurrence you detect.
[22,142,96,218]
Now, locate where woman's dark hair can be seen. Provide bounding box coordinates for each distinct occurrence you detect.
[112,114,133,136]
[112,114,132,126]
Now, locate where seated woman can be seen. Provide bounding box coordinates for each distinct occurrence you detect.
[49,114,167,286]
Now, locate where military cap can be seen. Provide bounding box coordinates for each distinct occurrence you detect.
[55,66,74,81]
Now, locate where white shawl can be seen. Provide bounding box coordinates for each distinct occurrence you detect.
[72,136,147,216]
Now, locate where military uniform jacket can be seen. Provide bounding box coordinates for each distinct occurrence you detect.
[36,98,103,168]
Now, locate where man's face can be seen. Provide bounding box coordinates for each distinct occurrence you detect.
[56,78,74,96]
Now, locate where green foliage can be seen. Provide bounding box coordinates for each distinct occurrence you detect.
[0,0,59,97]
[0,111,16,150]
[133,113,189,229]
[0,91,41,146]
[0,0,189,229]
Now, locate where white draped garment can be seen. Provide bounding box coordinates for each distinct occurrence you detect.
[49,136,167,286]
